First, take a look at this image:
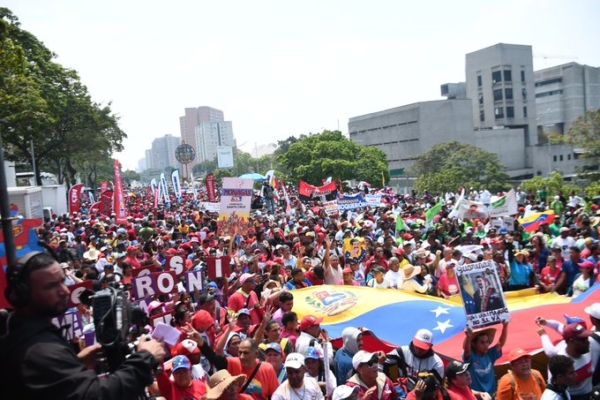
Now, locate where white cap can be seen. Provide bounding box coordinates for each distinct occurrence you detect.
[284,353,305,369]
[351,350,376,369]
[585,303,600,319]
[332,385,360,400]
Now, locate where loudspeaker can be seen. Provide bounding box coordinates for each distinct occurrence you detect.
[4,251,45,307]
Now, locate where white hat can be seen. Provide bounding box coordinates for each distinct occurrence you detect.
[284,353,305,369]
[413,328,434,350]
[332,385,360,400]
[585,303,600,319]
[351,350,376,369]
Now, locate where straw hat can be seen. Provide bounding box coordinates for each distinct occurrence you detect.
[401,264,422,280]
[471,327,496,345]
[205,370,247,400]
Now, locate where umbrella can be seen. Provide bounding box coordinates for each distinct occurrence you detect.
[239,173,265,181]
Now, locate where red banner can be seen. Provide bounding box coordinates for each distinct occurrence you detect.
[113,160,127,224]
[100,180,108,194]
[100,190,113,217]
[154,188,159,209]
[68,183,84,215]
[206,173,216,202]
[298,180,338,202]
[67,280,93,308]
[206,256,231,279]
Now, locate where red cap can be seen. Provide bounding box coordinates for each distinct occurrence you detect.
[342,267,353,274]
[300,315,323,331]
[403,234,413,240]
[127,246,137,253]
[395,248,405,256]
[562,323,593,341]
[191,310,215,331]
[171,339,200,357]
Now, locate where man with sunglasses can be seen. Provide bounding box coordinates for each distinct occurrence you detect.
[346,350,398,399]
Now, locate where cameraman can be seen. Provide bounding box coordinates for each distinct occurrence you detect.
[0,251,166,399]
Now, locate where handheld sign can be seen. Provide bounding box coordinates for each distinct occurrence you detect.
[132,271,179,300]
[67,281,93,308]
[455,260,510,329]
[206,256,231,279]
[166,255,186,276]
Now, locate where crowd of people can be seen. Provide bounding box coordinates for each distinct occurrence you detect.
[1,182,600,399]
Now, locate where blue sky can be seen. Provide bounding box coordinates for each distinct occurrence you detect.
[5,0,600,170]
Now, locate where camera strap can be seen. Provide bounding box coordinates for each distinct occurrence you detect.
[240,361,262,393]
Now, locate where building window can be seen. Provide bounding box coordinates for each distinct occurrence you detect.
[521,70,525,82]
[560,155,563,161]
[506,106,514,118]
[522,88,527,99]
[535,78,562,87]
[568,154,571,160]
[505,88,513,100]
[553,155,557,162]
[523,106,527,118]
[495,107,504,119]
[492,70,502,83]
[535,90,563,98]
[493,89,503,101]
[477,75,482,87]
[479,110,485,122]
[503,70,512,82]
[478,93,483,104]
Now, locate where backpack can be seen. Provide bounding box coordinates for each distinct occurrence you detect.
[507,369,544,396]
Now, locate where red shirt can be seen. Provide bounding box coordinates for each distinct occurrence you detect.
[225,358,280,400]
[156,371,207,400]
[305,270,324,285]
[540,266,561,286]
[228,290,262,325]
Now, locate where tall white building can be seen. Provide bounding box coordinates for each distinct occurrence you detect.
[148,134,181,171]
[179,106,224,166]
[195,121,236,163]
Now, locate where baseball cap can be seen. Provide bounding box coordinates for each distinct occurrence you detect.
[198,293,216,306]
[562,323,593,341]
[300,315,323,331]
[171,339,200,357]
[578,260,596,270]
[560,227,570,233]
[239,273,256,284]
[172,355,192,371]
[265,342,282,354]
[237,308,251,317]
[332,385,360,400]
[191,310,215,331]
[372,266,385,274]
[352,350,377,369]
[342,267,353,274]
[508,348,531,363]
[585,303,600,319]
[284,353,305,369]
[304,347,320,360]
[445,360,470,379]
[412,329,434,351]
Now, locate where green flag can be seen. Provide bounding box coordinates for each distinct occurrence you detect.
[396,215,406,232]
[425,200,443,225]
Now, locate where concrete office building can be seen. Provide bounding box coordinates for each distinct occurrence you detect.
[535,62,600,136]
[195,121,236,163]
[148,134,181,171]
[348,99,475,180]
[465,43,538,170]
[144,150,153,170]
[179,106,224,166]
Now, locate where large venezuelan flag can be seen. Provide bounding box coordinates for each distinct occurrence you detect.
[292,284,600,364]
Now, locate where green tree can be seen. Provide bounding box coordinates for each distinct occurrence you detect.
[213,169,233,185]
[0,8,126,186]
[277,130,389,185]
[121,170,141,184]
[410,141,510,194]
[561,109,600,166]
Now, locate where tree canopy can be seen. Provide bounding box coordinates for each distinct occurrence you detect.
[0,8,125,187]
[410,141,510,194]
[561,109,600,167]
[276,130,389,186]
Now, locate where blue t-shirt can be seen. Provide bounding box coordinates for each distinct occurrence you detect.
[509,260,532,286]
[463,346,502,394]
[562,259,583,293]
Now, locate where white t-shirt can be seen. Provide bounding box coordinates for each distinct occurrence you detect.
[551,236,575,260]
[384,270,402,288]
[572,275,592,298]
[272,376,324,400]
[367,278,391,288]
[541,389,571,400]
[324,265,343,285]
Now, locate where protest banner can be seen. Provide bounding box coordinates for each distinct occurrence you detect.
[113,160,127,224]
[487,189,518,218]
[217,177,253,236]
[67,280,93,308]
[205,173,216,202]
[198,202,220,213]
[132,271,178,300]
[165,255,186,276]
[52,309,84,342]
[455,260,509,329]
[68,183,84,215]
[364,194,383,207]
[206,256,231,279]
[323,200,338,215]
[336,193,368,211]
[184,270,204,292]
[298,181,338,202]
[343,237,367,264]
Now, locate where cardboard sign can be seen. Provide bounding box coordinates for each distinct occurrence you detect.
[455,260,510,329]
[132,271,179,300]
[67,280,93,308]
[205,256,231,279]
[52,309,84,341]
[184,270,204,293]
[132,264,157,277]
[166,255,186,276]
[150,310,175,328]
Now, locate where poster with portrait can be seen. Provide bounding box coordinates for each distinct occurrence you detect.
[343,237,367,264]
[455,260,510,329]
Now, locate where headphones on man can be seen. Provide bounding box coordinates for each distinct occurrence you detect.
[5,251,46,308]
